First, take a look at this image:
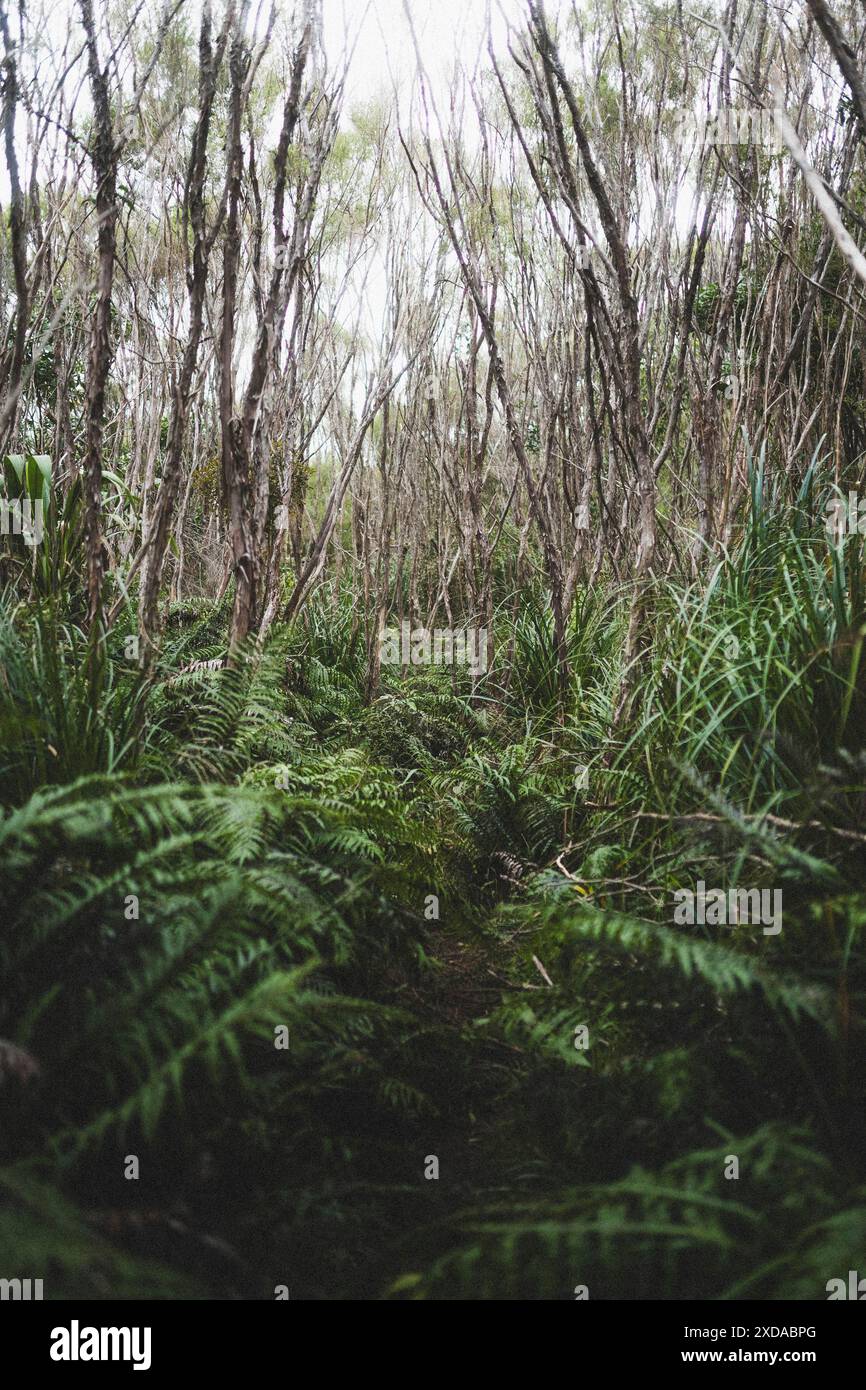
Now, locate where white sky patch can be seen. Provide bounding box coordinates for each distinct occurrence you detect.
[324,0,525,118]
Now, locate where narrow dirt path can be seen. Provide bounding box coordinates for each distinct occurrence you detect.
[408,930,505,1027]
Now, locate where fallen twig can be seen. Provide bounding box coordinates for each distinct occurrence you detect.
[531,954,554,987]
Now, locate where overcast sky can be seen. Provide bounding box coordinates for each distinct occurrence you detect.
[322,0,527,115]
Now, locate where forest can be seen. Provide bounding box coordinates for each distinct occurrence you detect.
[0,0,865,1303]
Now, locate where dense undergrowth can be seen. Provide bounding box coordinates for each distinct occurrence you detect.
[1,477,865,1299]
